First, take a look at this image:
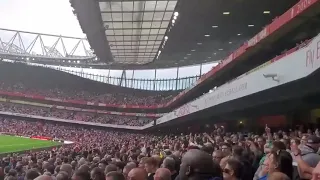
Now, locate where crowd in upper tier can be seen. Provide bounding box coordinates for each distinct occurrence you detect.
[0,102,153,126]
[0,82,175,106]
[1,118,320,180]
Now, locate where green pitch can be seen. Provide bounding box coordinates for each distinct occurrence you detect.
[0,135,61,154]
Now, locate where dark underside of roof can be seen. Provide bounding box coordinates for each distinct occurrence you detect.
[72,0,299,69]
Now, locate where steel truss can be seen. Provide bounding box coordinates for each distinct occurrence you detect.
[0,28,95,61]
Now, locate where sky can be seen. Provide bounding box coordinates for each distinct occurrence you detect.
[0,0,91,56]
[0,0,84,37]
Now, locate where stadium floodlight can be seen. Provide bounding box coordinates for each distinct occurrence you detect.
[172,20,175,24]
[68,60,71,63]
[165,36,168,40]
[77,60,80,64]
[26,57,29,61]
[174,12,179,17]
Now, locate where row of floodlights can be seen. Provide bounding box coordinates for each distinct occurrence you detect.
[156,12,179,59]
[20,56,98,63]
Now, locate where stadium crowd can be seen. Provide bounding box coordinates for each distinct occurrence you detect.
[0,103,153,126]
[0,82,175,106]
[1,118,320,180]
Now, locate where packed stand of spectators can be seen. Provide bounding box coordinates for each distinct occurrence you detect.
[0,82,175,106]
[0,103,153,126]
[1,118,320,180]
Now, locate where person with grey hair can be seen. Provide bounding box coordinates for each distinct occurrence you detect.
[123,165,135,179]
[56,172,69,180]
[161,157,177,180]
[154,168,171,180]
[60,164,73,179]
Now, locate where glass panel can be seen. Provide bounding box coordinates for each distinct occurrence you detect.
[155,1,168,11]
[167,1,177,10]
[122,2,133,11]
[178,65,200,78]
[109,69,123,77]
[156,67,177,79]
[145,1,156,11]
[134,69,155,79]
[201,62,219,75]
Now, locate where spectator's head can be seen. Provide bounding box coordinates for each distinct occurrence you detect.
[8,169,17,177]
[231,146,243,159]
[114,162,126,173]
[138,157,148,168]
[179,149,222,180]
[71,170,91,180]
[257,137,266,148]
[55,165,61,175]
[201,144,214,155]
[71,161,77,170]
[105,164,118,175]
[144,157,158,174]
[44,164,55,175]
[212,150,223,163]
[98,161,107,171]
[266,150,293,179]
[222,159,243,180]
[161,157,176,173]
[25,169,40,180]
[127,168,147,180]
[90,167,105,180]
[78,165,90,173]
[154,168,171,180]
[105,171,125,180]
[60,164,73,179]
[301,135,308,145]
[56,171,69,180]
[307,135,320,152]
[221,143,231,156]
[271,141,286,152]
[123,165,135,179]
[290,138,300,146]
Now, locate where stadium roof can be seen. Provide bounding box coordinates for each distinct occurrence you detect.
[71,0,299,68]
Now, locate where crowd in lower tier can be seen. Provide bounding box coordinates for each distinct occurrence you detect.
[1,118,320,180]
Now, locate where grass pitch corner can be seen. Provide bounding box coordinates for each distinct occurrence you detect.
[0,135,61,154]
